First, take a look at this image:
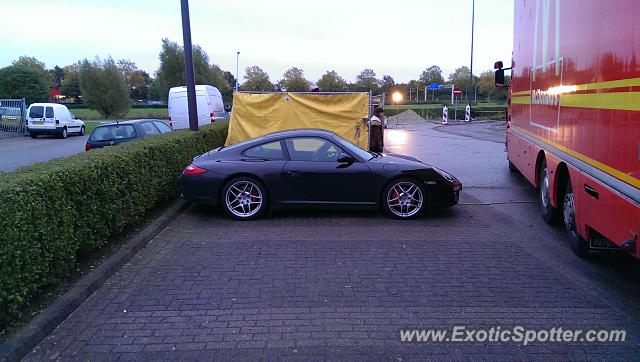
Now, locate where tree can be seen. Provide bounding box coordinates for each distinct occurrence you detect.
[241,66,273,91]
[12,56,54,89]
[49,65,65,89]
[477,70,508,102]
[353,69,380,93]
[153,38,216,101]
[79,57,130,119]
[316,70,348,92]
[0,64,49,104]
[447,66,478,97]
[117,59,151,101]
[380,75,395,94]
[419,65,445,85]
[279,67,311,92]
[60,63,82,102]
[210,64,233,97]
[224,71,236,91]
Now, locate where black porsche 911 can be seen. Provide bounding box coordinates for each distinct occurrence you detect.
[180,129,462,220]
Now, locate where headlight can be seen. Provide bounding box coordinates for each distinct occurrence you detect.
[433,167,458,182]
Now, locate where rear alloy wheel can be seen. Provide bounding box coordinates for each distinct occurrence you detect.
[383,178,426,219]
[222,177,267,220]
[538,160,559,223]
[563,181,589,256]
[60,127,68,139]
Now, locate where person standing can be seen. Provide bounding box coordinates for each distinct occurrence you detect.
[369,107,385,152]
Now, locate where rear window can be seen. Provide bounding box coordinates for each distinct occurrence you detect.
[90,124,136,141]
[45,107,54,118]
[29,106,44,118]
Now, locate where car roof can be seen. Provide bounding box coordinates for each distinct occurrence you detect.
[256,128,339,140]
[99,119,161,126]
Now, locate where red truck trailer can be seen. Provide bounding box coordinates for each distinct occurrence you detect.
[496,0,639,257]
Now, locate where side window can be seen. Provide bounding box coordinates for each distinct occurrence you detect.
[153,121,172,133]
[140,122,160,136]
[45,107,54,118]
[285,138,342,162]
[243,141,285,160]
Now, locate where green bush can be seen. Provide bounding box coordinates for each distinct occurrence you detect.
[0,122,228,326]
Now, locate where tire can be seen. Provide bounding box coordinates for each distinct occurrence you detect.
[382,178,427,219]
[79,126,85,136]
[221,176,268,220]
[538,160,559,224]
[60,127,68,139]
[30,133,37,139]
[563,180,589,256]
[508,160,518,173]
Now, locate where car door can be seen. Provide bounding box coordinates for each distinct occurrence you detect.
[282,137,373,204]
[44,106,55,128]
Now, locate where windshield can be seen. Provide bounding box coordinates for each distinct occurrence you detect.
[90,124,136,141]
[335,136,374,160]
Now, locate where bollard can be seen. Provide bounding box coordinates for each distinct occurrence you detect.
[442,106,448,125]
[465,104,471,122]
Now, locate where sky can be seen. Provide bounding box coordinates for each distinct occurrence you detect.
[1,0,514,84]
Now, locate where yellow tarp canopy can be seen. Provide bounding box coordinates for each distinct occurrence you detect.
[225,92,370,149]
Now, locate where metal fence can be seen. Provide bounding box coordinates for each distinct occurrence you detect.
[0,99,27,137]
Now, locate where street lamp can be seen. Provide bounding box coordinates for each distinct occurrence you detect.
[392,91,402,127]
[235,51,240,91]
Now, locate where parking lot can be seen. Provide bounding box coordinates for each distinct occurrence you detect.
[28,122,640,360]
[0,134,89,172]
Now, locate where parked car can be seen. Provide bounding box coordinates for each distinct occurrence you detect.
[168,85,228,129]
[26,103,84,139]
[180,129,462,220]
[85,119,173,151]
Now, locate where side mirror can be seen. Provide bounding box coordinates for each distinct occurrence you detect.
[337,153,355,164]
[495,69,505,87]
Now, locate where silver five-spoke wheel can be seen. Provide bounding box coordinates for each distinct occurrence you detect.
[223,178,265,219]
[384,180,425,218]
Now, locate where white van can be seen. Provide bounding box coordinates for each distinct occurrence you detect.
[168,85,227,129]
[26,103,85,139]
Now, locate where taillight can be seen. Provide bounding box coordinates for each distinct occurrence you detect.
[85,143,91,151]
[168,117,172,129]
[183,164,207,175]
[210,112,215,124]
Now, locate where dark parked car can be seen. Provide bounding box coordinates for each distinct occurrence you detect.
[181,129,462,220]
[85,119,173,151]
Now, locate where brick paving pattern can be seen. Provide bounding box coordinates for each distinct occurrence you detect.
[27,203,640,360]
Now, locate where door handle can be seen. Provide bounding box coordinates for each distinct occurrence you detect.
[285,170,300,176]
[584,184,599,199]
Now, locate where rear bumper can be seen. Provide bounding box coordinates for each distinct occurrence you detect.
[180,172,223,206]
[27,126,64,135]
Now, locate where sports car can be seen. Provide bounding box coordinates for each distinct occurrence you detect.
[180,129,461,220]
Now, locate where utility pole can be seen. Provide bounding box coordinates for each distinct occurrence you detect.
[180,0,198,131]
[468,0,475,103]
[236,51,240,91]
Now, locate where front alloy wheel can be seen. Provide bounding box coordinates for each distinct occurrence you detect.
[222,177,267,220]
[383,179,426,219]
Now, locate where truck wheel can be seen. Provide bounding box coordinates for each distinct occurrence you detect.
[563,181,589,256]
[538,160,559,223]
[60,127,68,139]
[508,160,517,173]
[79,126,85,136]
[30,133,37,139]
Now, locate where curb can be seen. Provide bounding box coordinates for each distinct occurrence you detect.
[0,200,190,362]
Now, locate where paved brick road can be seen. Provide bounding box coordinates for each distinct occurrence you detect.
[27,124,640,360]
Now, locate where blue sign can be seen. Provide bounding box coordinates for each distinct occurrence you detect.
[427,83,443,91]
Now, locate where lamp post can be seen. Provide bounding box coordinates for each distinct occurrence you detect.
[392,91,402,128]
[235,51,240,91]
[468,0,475,103]
[180,0,198,131]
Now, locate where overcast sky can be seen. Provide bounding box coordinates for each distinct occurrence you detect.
[2,0,513,84]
